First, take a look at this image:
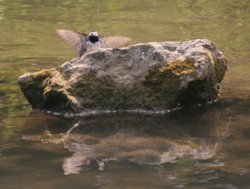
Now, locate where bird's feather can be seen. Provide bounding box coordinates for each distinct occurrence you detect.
[56,30,87,57]
[100,36,131,48]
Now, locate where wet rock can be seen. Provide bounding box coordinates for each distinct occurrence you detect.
[18,39,227,112]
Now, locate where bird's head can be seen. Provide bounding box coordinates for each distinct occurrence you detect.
[88,31,99,43]
[89,31,98,37]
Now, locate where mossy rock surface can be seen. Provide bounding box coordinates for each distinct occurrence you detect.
[18,39,227,113]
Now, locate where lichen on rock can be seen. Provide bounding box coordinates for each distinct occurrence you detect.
[18,39,227,113]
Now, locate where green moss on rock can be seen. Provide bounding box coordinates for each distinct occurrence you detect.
[159,58,196,76]
[143,58,196,107]
[70,74,142,109]
[19,68,78,111]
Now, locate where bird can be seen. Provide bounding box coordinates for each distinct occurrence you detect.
[56,29,131,57]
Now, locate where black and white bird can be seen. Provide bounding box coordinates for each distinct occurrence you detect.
[56,29,131,57]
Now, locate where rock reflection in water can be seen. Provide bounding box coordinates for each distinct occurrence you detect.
[23,108,230,175]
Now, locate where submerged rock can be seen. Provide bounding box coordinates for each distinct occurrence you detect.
[18,39,227,112]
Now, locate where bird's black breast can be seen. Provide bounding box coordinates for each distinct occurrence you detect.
[88,36,99,43]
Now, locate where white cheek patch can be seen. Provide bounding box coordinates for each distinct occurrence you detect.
[89,31,98,36]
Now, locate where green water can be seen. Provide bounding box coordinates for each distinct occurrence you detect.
[0,0,250,188]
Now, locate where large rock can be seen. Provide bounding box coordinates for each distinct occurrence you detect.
[18,39,227,113]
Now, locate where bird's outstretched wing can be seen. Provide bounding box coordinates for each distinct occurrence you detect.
[57,29,87,57]
[100,36,131,48]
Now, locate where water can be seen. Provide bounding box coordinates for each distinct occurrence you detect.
[0,0,250,188]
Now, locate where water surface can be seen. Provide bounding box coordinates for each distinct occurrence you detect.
[0,0,250,188]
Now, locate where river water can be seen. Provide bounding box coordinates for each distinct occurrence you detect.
[0,0,250,188]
